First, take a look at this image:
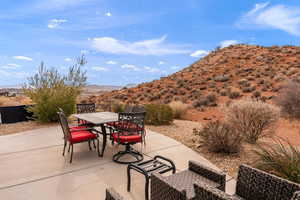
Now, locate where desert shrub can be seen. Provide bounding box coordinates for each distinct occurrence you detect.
[225,99,280,144]
[276,81,300,118]
[111,101,124,113]
[145,104,173,125]
[229,89,241,99]
[255,138,300,183]
[169,101,188,119]
[194,120,243,154]
[193,97,209,108]
[24,57,87,122]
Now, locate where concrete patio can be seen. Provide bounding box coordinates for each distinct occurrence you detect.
[0,126,236,200]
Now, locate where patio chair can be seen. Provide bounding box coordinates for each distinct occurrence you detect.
[151,161,226,200]
[76,103,96,126]
[57,111,101,163]
[111,111,146,164]
[193,164,300,200]
[105,188,125,200]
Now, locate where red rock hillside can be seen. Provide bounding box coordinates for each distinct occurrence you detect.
[88,44,300,114]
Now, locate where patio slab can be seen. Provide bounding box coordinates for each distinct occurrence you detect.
[0,126,235,199]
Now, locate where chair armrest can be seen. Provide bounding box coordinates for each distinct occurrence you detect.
[105,188,125,200]
[189,161,226,191]
[151,173,187,200]
[154,155,176,173]
[193,182,242,200]
[292,191,300,200]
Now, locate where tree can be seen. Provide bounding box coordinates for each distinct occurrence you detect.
[24,56,87,122]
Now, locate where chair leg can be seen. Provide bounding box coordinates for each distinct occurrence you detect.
[62,141,67,156]
[145,176,150,200]
[68,143,71,153]
[92,139,96,149]
[127,166,131,192]
[70,144,74,163]
[88,140,92,151]
[96,139,100,157]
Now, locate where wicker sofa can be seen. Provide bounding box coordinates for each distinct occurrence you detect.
[193,164,300,200]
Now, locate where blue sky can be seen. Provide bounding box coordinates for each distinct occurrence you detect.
[1,0,300,86]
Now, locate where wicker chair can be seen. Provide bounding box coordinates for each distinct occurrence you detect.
[105,188,125,200]
[193,164,300,200]
[150,161,226,200]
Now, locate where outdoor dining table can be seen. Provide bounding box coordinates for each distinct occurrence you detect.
[72,112,119,157]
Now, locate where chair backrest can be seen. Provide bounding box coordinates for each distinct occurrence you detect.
[236,164,300,200]
[193,182,232,200]
[105,188,125,200]
[76,103,96,114]
[57,111,71,141]
[151,173,187,200]
[118,112,146,134]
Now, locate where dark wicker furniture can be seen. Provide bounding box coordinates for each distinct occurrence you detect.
[194,164,300,200]
[150,161,226,200]
[57,111,101,163]
[127,155,176,200]
[111,111,146,164]
[105,188,125,200]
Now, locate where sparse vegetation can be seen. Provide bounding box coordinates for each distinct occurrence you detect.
[225,99,280,144]
[24,56,87,122]
[144,104,173,125]
[276,81,300,119]
[255,138,300,183]
[194,120,243,154]
[168,101,188,119]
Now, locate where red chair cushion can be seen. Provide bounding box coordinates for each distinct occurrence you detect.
[70,126,87,131]
[112,132,142,143]
[69,130,97,143]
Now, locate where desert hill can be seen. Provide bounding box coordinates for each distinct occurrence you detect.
[88,44,300,112]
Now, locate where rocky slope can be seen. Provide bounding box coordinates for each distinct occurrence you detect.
[88,44,300,108]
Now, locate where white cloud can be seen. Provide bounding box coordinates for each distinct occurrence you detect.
[91,35,189,56]
[64,58,72,62]
[158,61,165,65]
[0,69,28,78]
[144,66,160,73]
[92,66,109,71]
[13,56,33,61]
[190,50,209,58]
[1,63,21,69]
[48,19,67,29]
[105,12,112,17]
[121,64,140,71]
[171,66,180,70]
[106,60,117,65]
[220,40,239,48]
[238,2,300,36]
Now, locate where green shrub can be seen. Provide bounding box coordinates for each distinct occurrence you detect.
[24,57,87,122]
[169,101,188,119]
[255,138,300,183]
[111,101,124,113]
[276,81,300,119]
[194,120,243,154]
[145,104,173,125]
[225,99,280,144]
